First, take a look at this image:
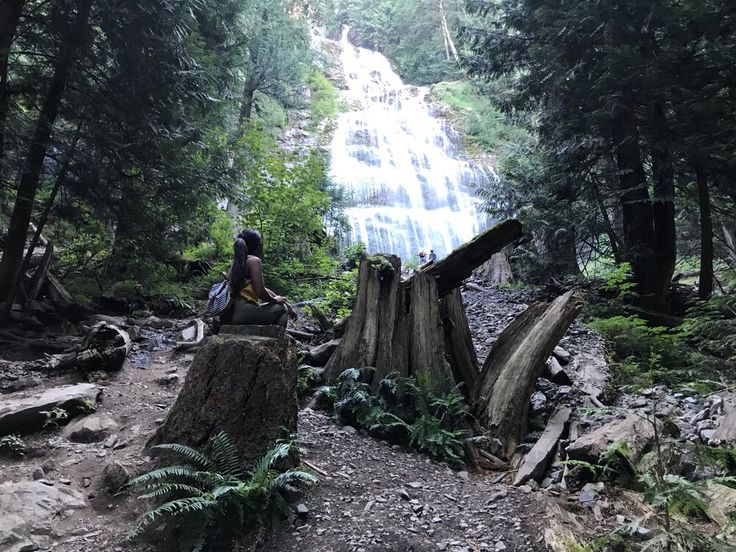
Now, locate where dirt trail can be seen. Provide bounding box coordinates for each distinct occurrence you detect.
[1,286,595,552]
[261,408,546,552]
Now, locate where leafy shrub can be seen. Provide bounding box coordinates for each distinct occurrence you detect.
[308,70,343,125]
[679,292,736,361]
[315,269,359,319]
[128,433,317,551]
[41,407,68,430]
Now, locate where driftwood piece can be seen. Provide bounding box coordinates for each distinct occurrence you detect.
[440,288,479,397]
[47,273,73,305]
[175,319,205,350]
[44,322,130,372]
[411,219,522,298]
[544,357,572,385]
[473,291,584,458]
[513,406,571,486]
[286,328,315,342]
[148,333,297,465]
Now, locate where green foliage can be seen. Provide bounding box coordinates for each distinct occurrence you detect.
[679,292,736,361]
[233,127,337,300]
[337,0,465,85]
[430,80,533,154]
[128,433,317,551]
[315,269,359,319]
[326,369,469,466]
[0,435,26,457]
[640,472,710,519]
[307,70,343,126]
[41,408,68,430]
[342,242,366,270]
[182,209,235,263]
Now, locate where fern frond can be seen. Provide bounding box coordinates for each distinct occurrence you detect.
[127,465,199,489]
[129,496,217,540]
[209,432,245,479]
[138,483,205,500]
[152,443,214,470]
[251,443,290,481]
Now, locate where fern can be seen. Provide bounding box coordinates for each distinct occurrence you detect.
[128,432,317,551]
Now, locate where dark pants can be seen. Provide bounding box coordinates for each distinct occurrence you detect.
[230,298,287,327]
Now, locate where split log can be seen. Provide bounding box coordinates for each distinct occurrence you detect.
[410,219,522,298]
[473,291,584,458]
[27,242,53,301]
[440,288,479,397]
[513,406,571,486]
[148,332,297,465]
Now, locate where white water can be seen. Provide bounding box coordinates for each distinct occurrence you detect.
[329,28,492,260]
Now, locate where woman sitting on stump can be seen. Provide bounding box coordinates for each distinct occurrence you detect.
[226,229,296,327]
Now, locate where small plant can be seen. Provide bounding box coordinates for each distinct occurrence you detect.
[326,369,470,466]
[128,432,317,551]
[41,407,68,430]
[0,434,26,457]
[81,399,96,413]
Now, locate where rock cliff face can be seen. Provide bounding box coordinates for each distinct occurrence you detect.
[148,333,298,465]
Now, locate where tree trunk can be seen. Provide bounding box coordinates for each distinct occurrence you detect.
[695,158,713,299]
[440,287,479,398]
[472,291,583,458]
[325,221,522,388]
[239,84,255,128]
[648,102,677,308]
[0,0,91,306]
[609,103,660,306]
[438,0,460,64]
[0,0,25,168]
[148,333,298,466]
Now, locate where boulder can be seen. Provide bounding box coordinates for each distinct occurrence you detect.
[102,461,130,492]
[147,333,298,466]
[63,413,119,443]
[308,339,341,367]
[711,405,736,446]
[0,480,86,552]
[0,383,101,435]
[566,415,661,465]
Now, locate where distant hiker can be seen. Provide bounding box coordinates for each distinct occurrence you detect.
[225,229,296,327]
[418,250,427,264]
[428,249,437,262]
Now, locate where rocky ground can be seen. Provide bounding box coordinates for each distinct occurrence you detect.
[2,284,735,552]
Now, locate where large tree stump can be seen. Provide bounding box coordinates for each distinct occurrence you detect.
[440,288,479,397]
[473,290,583,458]
[148,333,297,465]
[325,220,522,389]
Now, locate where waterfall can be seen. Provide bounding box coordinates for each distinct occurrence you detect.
[329,27,492,261]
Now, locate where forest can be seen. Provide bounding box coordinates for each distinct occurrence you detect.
[1,0,736,551]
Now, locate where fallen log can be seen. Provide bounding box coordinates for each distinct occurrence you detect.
[513,406,571,486]
[473,291,584,458]
[175,318,205,351]
[410,219,522,298]
[43,322,131,372]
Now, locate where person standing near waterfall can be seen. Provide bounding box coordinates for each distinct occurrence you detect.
[225,229,297,327]
[428,249,437,263]
[418,250,427,264]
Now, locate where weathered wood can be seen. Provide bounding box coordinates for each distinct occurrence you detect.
[325,255,405,384]
[513,406,571,486]
[440,287,479,397]
[473,291,584,458]
[43,322,130,372]
[411,219,522,298]
[148,333,297,465]
[409,272,452,392]
[544,357,572,385]
[46,273,72,305]
[308,304,333,333]
[175,319,205,350]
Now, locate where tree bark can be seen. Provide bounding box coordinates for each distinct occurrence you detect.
[695,158,713,299]
[472,291,583,458]
[326,221,522,388]
[0,0,92,306]
[609,102,661,307]
[648,102,677,308]
[0,0,25,169]
[440,287,479,398]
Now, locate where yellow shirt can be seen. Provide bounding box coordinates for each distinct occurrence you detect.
[239,282,259,304]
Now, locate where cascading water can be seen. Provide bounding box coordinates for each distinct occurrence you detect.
[329,27,493,261]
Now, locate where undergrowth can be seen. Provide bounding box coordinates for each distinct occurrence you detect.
[318,369,469,466]
[127,432,317,551]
